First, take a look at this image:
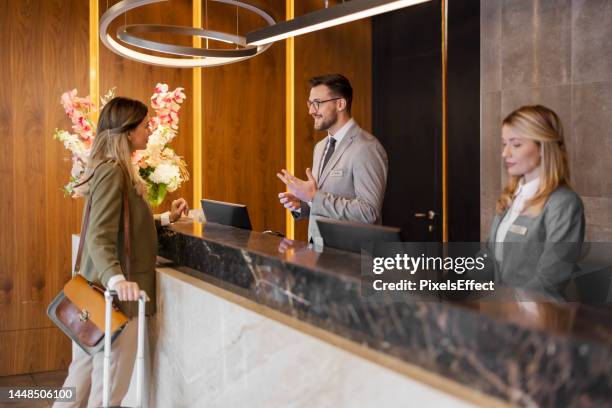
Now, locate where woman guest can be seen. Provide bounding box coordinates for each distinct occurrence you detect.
[486,105,585,299]
[55,97,189,407]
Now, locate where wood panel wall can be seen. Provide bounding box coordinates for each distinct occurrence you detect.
[0,0,89,376]
[201,0,286,233]
[293,0,372,241]
[99,0,194,213]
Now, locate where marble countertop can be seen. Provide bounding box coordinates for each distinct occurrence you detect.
[158,220,612,407]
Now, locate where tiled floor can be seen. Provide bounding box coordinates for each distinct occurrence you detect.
[0,370,67,407]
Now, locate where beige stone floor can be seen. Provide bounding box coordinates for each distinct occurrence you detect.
[0,370,67,408]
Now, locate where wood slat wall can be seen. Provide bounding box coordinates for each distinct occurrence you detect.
[200,0,286,234]
[293,0,373,241]
[0,0,89,376]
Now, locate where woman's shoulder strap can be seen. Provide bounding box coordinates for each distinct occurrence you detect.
[72,159,116,189]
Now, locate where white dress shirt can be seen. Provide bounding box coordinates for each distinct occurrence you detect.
[495,177,540,261]
[318,118,353,178]
[295,118,355,211]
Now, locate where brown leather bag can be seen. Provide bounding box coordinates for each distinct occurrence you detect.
[47,160,130,355]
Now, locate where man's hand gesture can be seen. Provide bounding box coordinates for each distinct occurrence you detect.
[276,168,317,203]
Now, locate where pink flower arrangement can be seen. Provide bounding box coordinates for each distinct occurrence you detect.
[149,83,186,131]
[60,89,96,142]
[54,84,189,206]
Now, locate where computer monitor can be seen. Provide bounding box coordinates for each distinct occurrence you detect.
[201,199,252,230]
[316,218,402,254]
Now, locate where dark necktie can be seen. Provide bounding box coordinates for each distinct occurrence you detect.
[321,137,336,173]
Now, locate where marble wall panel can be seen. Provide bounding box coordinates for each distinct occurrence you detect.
[501,0,571,90]
[481,0,502,92]
[147,268,474,408]
[571,82,612,198]
[571,0,612,84]
[481,91,502,238]
[581,196,612,242]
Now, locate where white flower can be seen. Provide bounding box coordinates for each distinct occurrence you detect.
[144,126,178,169]
[70,158,85,179]
[155,83,169,93]
[147,126,175,148]
[146,155,162,168]
[161,148,179,166]
[149,163,181,192]
[55,131,85,156]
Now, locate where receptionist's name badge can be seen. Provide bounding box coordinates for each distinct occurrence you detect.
[509,224,527,235]
[330,169,343,177]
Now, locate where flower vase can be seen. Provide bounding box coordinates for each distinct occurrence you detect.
[148,182,167,208]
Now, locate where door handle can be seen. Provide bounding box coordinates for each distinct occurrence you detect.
[414,210,437,220]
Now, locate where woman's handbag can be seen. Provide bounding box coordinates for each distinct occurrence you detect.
[47,161,130,355]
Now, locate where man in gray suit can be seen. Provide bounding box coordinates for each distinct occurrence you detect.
[277,74,388,244]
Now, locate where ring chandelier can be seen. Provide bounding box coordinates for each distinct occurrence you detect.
[99,0,275,68]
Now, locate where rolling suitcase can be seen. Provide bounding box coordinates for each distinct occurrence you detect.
[102,290,148,408]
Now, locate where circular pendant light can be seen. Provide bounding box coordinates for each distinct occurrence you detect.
[99,0,276,68]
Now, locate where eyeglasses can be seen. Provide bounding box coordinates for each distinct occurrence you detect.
[306,97,341,111]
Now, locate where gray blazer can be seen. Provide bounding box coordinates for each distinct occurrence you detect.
[294,120,388,242]
[484,186,585,299]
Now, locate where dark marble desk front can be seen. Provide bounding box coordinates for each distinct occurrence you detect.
[158,220,612,407]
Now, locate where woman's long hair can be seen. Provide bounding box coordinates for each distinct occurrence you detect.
[496,105,571,215]
[81,97,148,197]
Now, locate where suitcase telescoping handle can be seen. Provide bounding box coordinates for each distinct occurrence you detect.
[103,290,148,408]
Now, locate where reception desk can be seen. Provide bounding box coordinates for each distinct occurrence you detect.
[146,219,612,407]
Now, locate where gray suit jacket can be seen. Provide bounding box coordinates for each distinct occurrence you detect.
[484,186,585,299]
[294,120,388,242]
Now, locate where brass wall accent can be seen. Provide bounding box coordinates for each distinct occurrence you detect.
[90,0,100,118]
[285,0,296,239]
[441,0,448,242]
[193,0,203,207]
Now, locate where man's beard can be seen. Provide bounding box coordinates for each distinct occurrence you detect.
[313,113,337,131]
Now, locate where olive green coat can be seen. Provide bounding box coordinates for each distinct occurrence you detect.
[79,161,158,316]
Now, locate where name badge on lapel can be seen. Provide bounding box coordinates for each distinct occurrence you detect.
[509,224,527,236]
[330,169,343,177]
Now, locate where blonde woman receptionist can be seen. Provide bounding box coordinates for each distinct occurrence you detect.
[55,97,189,408]
[486,105,585,299]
